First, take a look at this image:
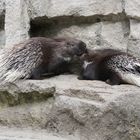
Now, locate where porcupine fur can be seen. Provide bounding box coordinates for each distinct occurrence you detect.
[80,48,140,87]
[0,37,87,83]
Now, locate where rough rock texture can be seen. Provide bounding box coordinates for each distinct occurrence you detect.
[0,0,140,54]
[32,21,128,50]
[0,0,140,139]
[29,0,123,18]
[0,127,74,140]
[125,0,140,19]
[0,0,5,48]
[127,19,140,57]
[5,0,30,47]
[0,75,140,140]
[0,0,4,16]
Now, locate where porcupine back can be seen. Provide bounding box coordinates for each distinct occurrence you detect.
[0,38,44,83]
[104,52,140,86]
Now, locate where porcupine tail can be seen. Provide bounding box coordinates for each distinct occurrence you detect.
[0,40,43,83]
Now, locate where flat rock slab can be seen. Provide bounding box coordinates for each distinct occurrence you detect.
[0,75,140,140]
[0,127,75,140]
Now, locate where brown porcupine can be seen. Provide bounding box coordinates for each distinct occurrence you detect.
[80,48,140,87]
[0,37,87,83]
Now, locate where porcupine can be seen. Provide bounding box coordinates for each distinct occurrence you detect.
[0,37,87,83]
[80,48,140,87]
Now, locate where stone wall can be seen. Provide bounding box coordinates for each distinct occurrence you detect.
[0,0,140,56]
[0,1,140,139]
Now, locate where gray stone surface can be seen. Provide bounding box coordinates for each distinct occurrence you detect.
[0,127,74,140]
[1,0,140,53]
[5,0,30,47]
[0,75,139,140]
[0,30,5,48]
[125,0,140,19]
[28,0,123,19]
[127,19,140,57]
[42,21,128,50]
[0,0,4,16]
[1,0,140,139]
[47,0,123,18]
[0,0,5,48]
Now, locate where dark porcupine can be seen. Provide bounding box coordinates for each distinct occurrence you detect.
[80,48,140,87]
[0,37,87,83]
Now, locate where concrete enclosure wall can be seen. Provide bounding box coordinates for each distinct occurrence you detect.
[0,0,140,56]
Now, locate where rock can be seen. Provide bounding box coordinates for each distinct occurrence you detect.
[129,20,140,39]
[5,0,30,47]
[0,30,5,48]
[44,22,129,51]
[0,127,75,140]
[28,0,48,19]
[29,0,123,19]
[1,0,140,52]
[0,0,140,52]
[125,0,140,56]
[32,21,129,50]
[47,0,123,18]
[0,0,5,48]
[1,0,140,139]
[0,80,55,107]
[99,21,129,50]
[0,0,5,16]
[0,75,140,139]
[125,0,140,20]
[127,19,140,57]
